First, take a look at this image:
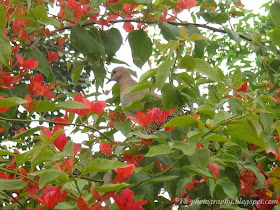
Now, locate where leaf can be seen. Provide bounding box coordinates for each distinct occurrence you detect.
[0,97,27,107]
[0,5,7,31]
[169,141,197,156]
[243,165,265,186]
[197,104,215,117]
[194,59,221,81]
[114,120,132,136]
[0,149,13,156]
[159,22,180,41]
[213,111,233,125]
[140,68,157,82]
[13,127,42,140]
[25,47,55,82]
[182,165,214,178]
[224,27,240,45]
[270,2,280,26]
[128,30,152,68]
[70,25,103,60]
[39,170,65,189]
[82,159,131,174]
[56,101,88,110]
[145,144,173,157]
[176,176,192,195]
[156,60,172,89]
[217,177,238,200]
[100,28,122,61]
[94,183,130,192]
[35,101,56,112]
[178,55,196,71]
[200,12,230,24]
[269,167,280,191]
[0,31,11,67]
[0,179,27,190]
[189,34,208,41]
[54,202,76,209]
[71,65,84,86]
[126,81,151,93]
[163,116,198,127]
[189,149,210,169]
[161,84,183,110]
[147,175,178,183]
[204,135,231,142]
[269,26,280,47]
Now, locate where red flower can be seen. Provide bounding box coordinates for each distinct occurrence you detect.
[107,0,120,5]
[54,158,74,173]
[48,51,59,63]
[124,153,144,167]
[0,96,11,113]
[234,3,245,7]
[100,142,113,155]
[108,111,126,128]
[113,164,135,183]
[0,128,5,133]
[123,22,134,32]
[239,168,258,197]
[208,163,219,178]
[16,54,39,70]
[174,0,197,14]
[157,160,172,171]
[29,74,56,98]
[77,196,106,210]
[67,93,106,116]
[34,186,67,209]
[140,137,153,146]
[0,72,22,89]
[113,188,148,210]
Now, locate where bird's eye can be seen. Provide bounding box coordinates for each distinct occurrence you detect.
[112,71,116,74]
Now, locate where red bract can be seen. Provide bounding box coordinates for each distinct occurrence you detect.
[174,0,197,14]
[149,107,175,124]
[234,3,245,7]
[236,82,248,93]
[24,94,41,112]
[157,160,172,171]
[34,186,67,209]
[128,112,153,127]
[48,51,59,63]
[29,74,56,98]
[107,0,120,5]
[140,137,153,146]
[123,22,134,32]
[239,168,258,197]
[124,153,144,167]
[16,54,39,70]
[0,127,5,133]
[77,196,106,210]
[108,110,125,128]
[0,72,22,89]
[100,142,113,155]
[159,7,176,23]
[113,188,148,210]
[0,96,11,113]
[208,163,219,178]
[67,93,106,116]
[54,158,74,173]
[113,164,135,183]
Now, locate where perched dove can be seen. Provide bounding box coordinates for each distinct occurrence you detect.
[108,67,160,117]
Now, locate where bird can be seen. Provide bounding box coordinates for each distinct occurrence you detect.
[107,66,160,117]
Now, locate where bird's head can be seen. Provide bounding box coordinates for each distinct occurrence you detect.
[107,67,131,83]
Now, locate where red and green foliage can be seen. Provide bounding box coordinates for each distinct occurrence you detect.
[0,0,280,209]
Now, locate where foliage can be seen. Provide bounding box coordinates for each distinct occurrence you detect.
[0,0,280,209]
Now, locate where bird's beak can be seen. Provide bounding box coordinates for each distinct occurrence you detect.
[106,79,112,84]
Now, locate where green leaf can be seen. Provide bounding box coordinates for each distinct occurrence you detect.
[270,2,280,26]
[70,25,103,60]
[213,111,233,125]
[197,104,215,117]
[0,31,11,67]
[224,27,240,45]
[128,30,152,68]
[145,144,173,157]
[189,149,210,169]
[156,60,172,89]
[269,26,280,47]
[0,97,27,107]
[169,141,197,156]
[147,175,178,183]
[159,22,180,41]
[140,68,157,82]
[100,28,122,61]
[161,84,183,110]
[217,177,238,200]
[35,101,56,112]
[25,47,55,82]
[31,148,57,168]
[56,101,88,110]
[54,202,76,209]
[0,5,7,31]
[0,179,27,190]
[82,159,131,174]
[163,116,198,127]
[176,176,192,195]
[200,12,230,23]
[114,120,132,136]
[189,34,208,41]
[39,170,65,189]
[204,135,231,142]
[126,81,151,93]
[71,65,84,86]
[182,165,214,178]
[194,59,221,81]
[13,127,42,140]
[178,55,196,71]
[94,183,130,193]
[0,149,13,156]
